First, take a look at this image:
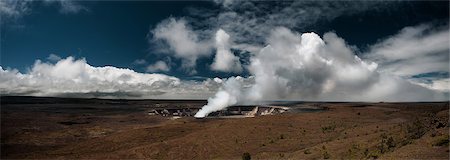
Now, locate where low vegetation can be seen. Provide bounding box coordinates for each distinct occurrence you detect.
[432,135,449,146]
[242,152,251,160]
[321,123,336,133]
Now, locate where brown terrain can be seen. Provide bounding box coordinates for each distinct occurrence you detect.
[1,96,449,159]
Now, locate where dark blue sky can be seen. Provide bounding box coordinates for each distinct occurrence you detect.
[1,1,448,79]
[2,1,213,73]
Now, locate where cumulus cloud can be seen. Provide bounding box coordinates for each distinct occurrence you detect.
[149,1,394,73]
[196,27,447,117]
[246,28,384,101]
[0,56,189,98]
[211,29,242,73]
[151,17,213,72]
[146,60,170,72]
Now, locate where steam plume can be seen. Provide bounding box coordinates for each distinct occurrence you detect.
[194,76,243,117]
[194,27,445,118]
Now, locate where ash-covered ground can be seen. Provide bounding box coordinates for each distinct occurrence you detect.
[1,96,448,159]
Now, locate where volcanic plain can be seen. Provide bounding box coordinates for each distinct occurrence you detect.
[1,96,448,159]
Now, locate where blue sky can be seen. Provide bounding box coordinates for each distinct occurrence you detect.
[2,1,216,77]
[0,1,449,101]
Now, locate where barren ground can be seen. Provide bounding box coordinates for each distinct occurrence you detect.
[1,96,449,159]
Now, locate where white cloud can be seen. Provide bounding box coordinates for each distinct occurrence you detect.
[246,28,386,101]
[132,59,147,65]
[151,17,213,71]
[151,2,392,73]
[41,0,88,14]
[183,1,395,55]
[367,24,448,60]
[211,29,242,73]
[146,61,170,72]
[0,0,87,19]
[196,27,446,117]
[0,56,184,98]
[213,0,235,8]
[47,54,61,61]
[409,78,450,92]
[0,0,31,18]
[0,55,254,100]
[54,0,88,14]
[365,24,449,92]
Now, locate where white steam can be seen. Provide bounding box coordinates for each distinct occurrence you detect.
[194,76,244,117]
[194,27,446,117]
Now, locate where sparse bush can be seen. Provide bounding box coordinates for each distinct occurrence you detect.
[430,131,437,137]
[406,119,427,140]
[321,123,336,133]
[347,144,361,158]
[242,152,251,160]
[436,122,445,128]
[400,139,412,146]
[378,133,396,154]
[367,152,379,159]
[433,135,449,146]
[279,134,285,139]
[304,148,311,154]
[387,136,396,149]
[279,153,284,157]
[323,151,330,159]
[352,143,360,150]
[363,148,369,157]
